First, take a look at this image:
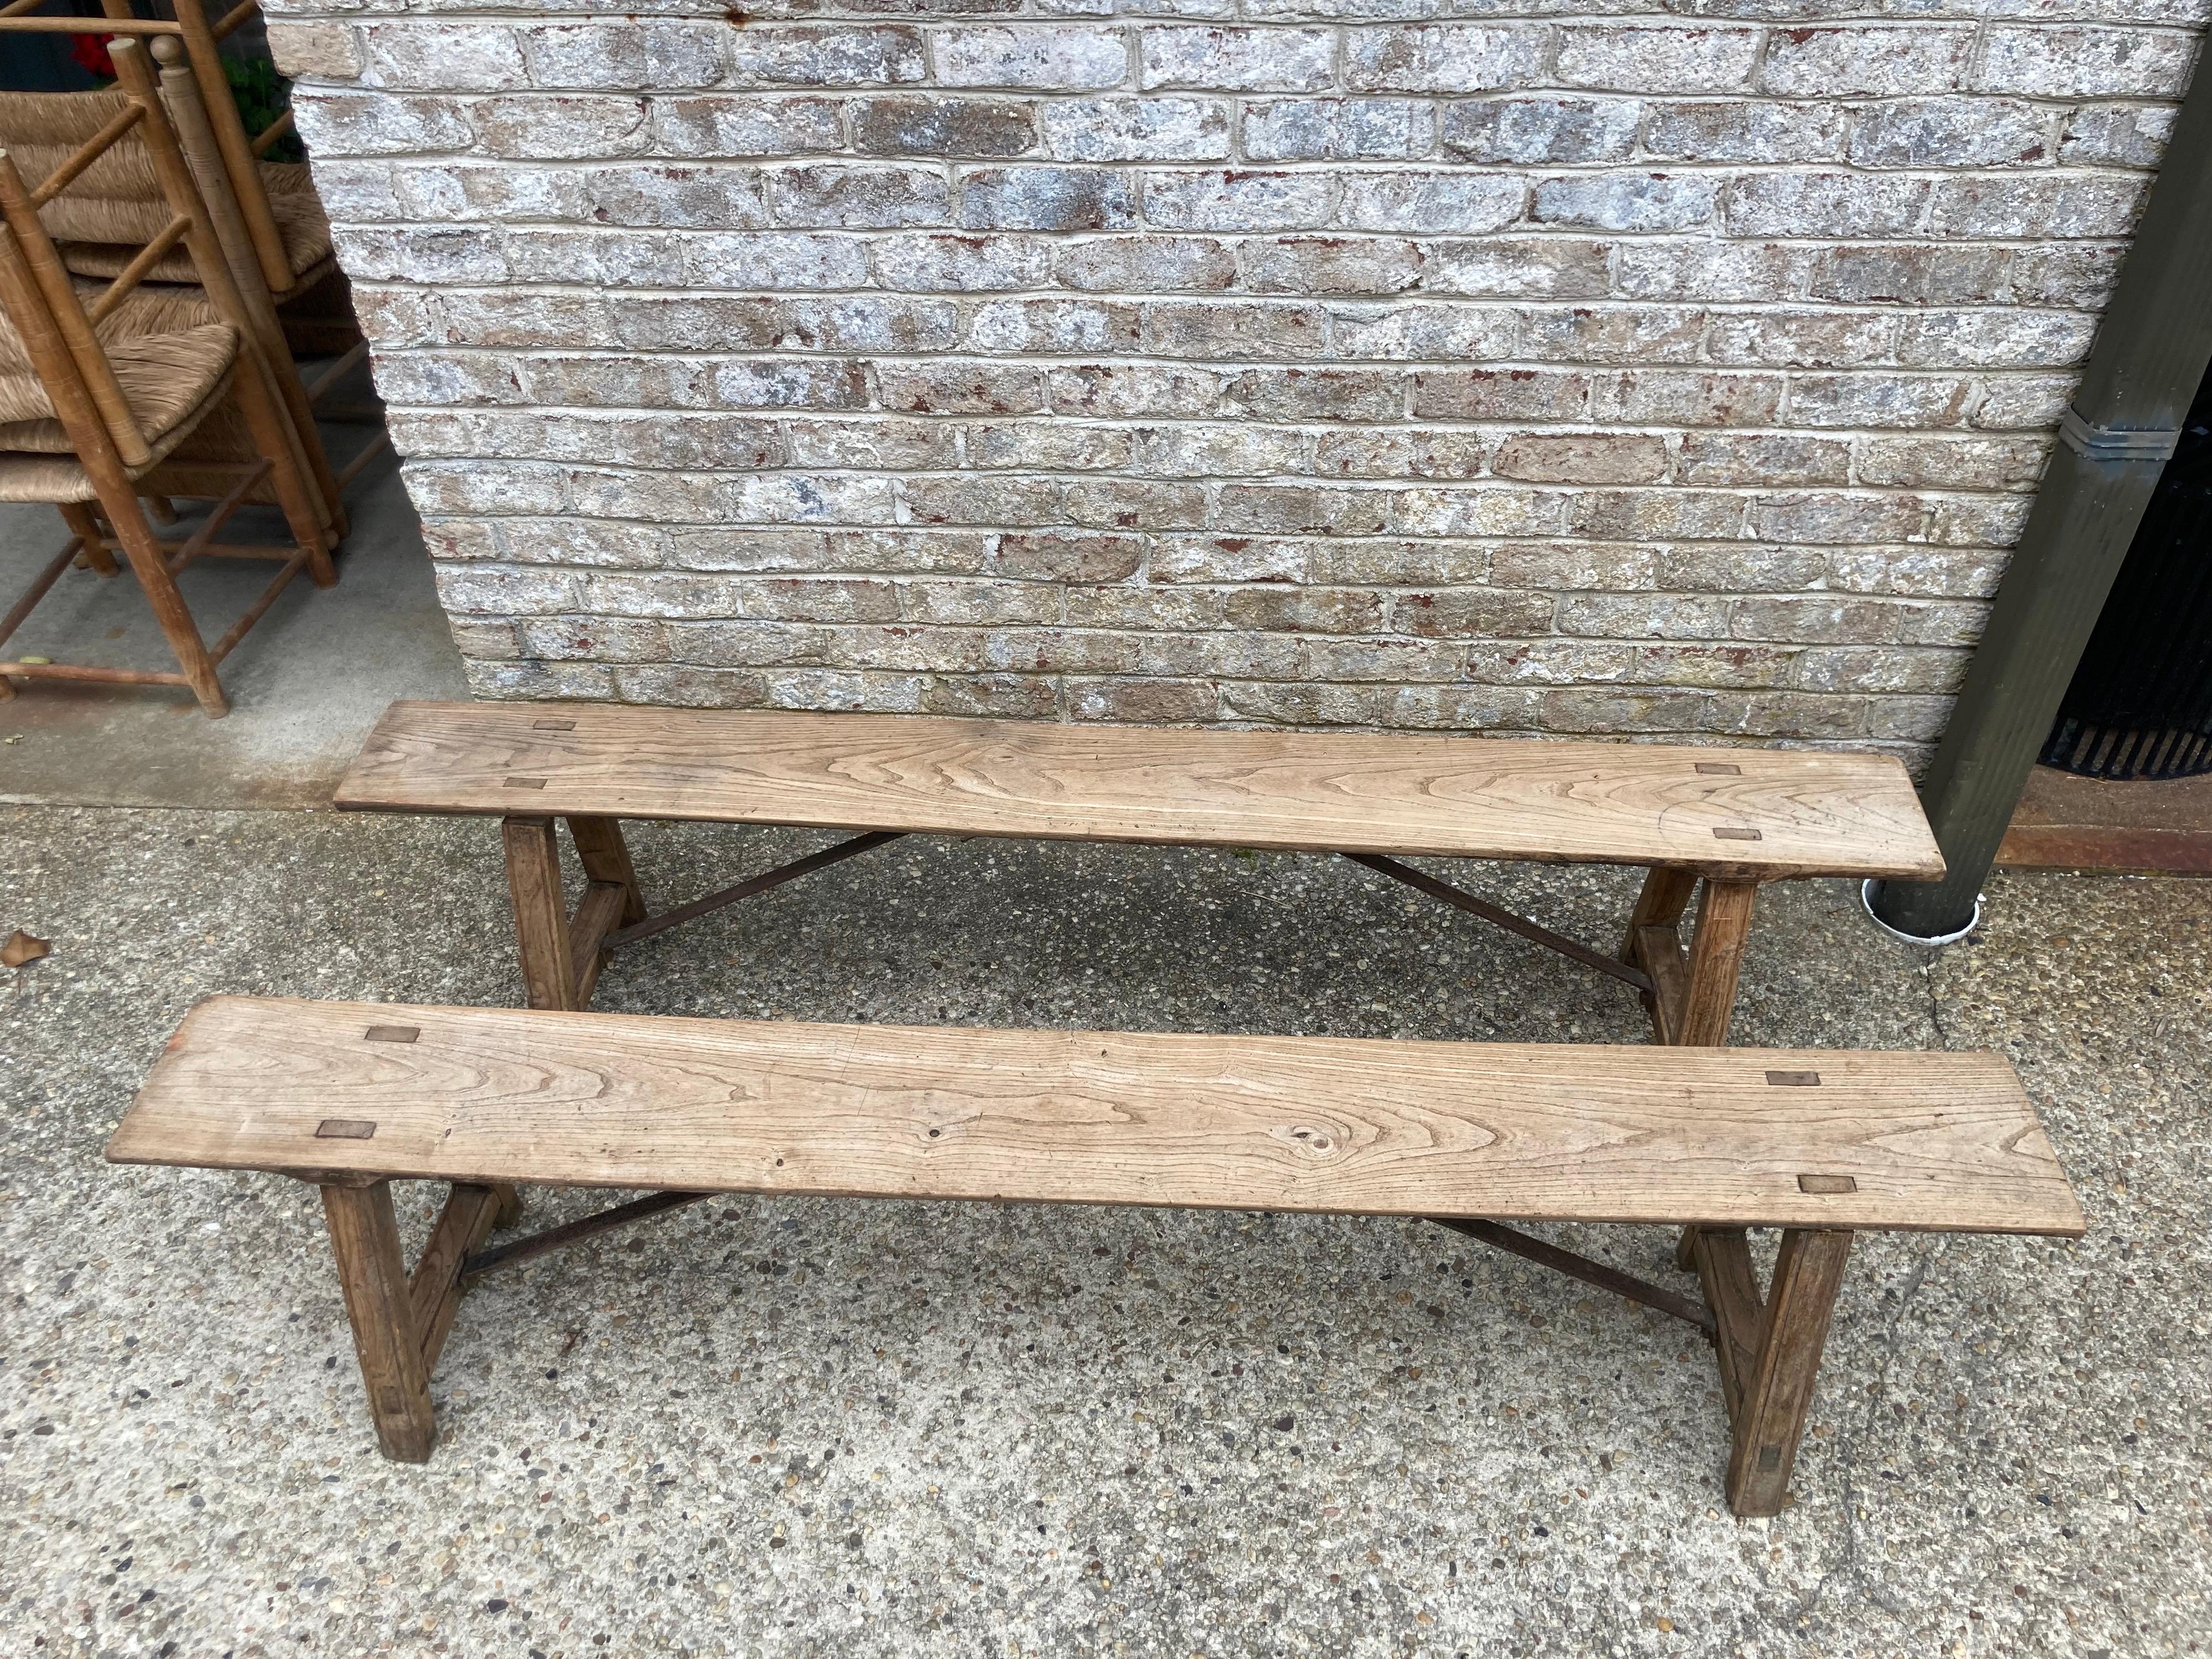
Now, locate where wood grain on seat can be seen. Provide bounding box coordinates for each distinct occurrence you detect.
[335,702,1945,881]
[110,998,2081,1238]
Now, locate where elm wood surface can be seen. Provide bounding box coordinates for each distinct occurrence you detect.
[336,702,1945,883]
[109,998,2084,1238]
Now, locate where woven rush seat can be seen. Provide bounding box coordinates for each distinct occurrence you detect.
[62,181,333,294]
[0,321,236,502]
[0,90,334,300]
[20,281,300,506]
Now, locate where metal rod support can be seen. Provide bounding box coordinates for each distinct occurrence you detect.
[461,1191,710,1284]
[605,830,906,951]
[1428,1215,1718,1334]
[1343,852,1654,994]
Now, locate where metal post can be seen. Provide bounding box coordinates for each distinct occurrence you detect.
[1871,63,2212,940]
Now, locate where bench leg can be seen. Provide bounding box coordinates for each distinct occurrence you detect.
[321,1181,436,1463]
[566,816,645,1008]
[1693,1226,1853,1517]
[1648,877,1759,1264]
[1623,867,1698,1042]
[1681,878,1759,1047]
[410,1182,503,1377]
[503,815,578,1012]
[567,816,646,925]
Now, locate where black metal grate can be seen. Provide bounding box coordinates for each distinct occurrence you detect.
[2042,368,2212,780]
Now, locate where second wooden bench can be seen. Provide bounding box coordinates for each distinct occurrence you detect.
[107,995,2081,1517]
[336,701,1947,1047]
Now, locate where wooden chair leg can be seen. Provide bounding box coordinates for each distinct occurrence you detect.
[98,489,227,717]
[60,502,117,575]
[567,816,646,924]
[320,1181,435,1462]
[1723,1229,1853,1517]
[227,352,341,589]
[503,815,577,1011]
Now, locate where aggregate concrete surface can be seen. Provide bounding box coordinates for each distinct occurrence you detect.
[2,806,2205,1657]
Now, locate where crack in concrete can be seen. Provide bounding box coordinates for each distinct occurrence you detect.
[1785,1230,1954,1640]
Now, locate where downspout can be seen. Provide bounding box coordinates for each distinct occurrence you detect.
[1870,46,2212,940]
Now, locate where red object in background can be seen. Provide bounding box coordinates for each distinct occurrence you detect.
[69,33,116,79]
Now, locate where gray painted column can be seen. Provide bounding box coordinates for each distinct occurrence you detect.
[1871,60,2212,940]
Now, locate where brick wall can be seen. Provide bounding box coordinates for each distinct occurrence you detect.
[267,4,2202,758]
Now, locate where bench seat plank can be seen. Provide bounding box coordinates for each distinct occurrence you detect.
[335,702,1944,881]
[111,998,2081,1238]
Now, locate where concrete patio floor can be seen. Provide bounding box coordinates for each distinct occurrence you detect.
[2,804,2205,1656]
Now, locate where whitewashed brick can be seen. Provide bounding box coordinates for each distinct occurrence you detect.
[1849,100,2052,170]
[1142,169,1335,230]
[935,27,1130,90]
[519,22,728,90]
[1441,97,1639,165]
[961,166,1137,229]
[853,97,1036,158]
[266,20,361,81]
[1532,173,1716,233]
[1724,173,1931,238]
[1055,235,1235,291]
[309,0,2166,756]
[471,97,649,160]
[2059,104,2176,169]
[1641,101,1846,164]
[1344,27,1547,94]
[298,93,474,157]
[727,26,926,88]
[1978,26,2197,98]
[360,24,528,92]
[1138,27,1333,91]
[1761,26,1975,97]
[651,97,848,158]
[1554,25,1761,95]
[1040,98,1229,161]
[1338,171,1520,233]
[1244,100,1434,162]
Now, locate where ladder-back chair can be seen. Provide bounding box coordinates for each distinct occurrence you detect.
[0,23,352,530]
[0,0,358,354]
[0,35,335,717]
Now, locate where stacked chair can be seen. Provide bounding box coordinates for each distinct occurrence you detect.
[79,0,362,361]
[0,12,367,717]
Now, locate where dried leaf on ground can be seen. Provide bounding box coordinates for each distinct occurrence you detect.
[3,930,51,968]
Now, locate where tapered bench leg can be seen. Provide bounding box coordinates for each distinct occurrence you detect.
[1695,1226,1853,1517]
[1681,879,1759,1047]
[321,1181,435,1463]
[1637,875,1760,1265]
[503,815,577,1012]
[503,812,637,1016]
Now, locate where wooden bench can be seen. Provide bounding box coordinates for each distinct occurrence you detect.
[337,701,1945,1048]
[108,996,2081,1516]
